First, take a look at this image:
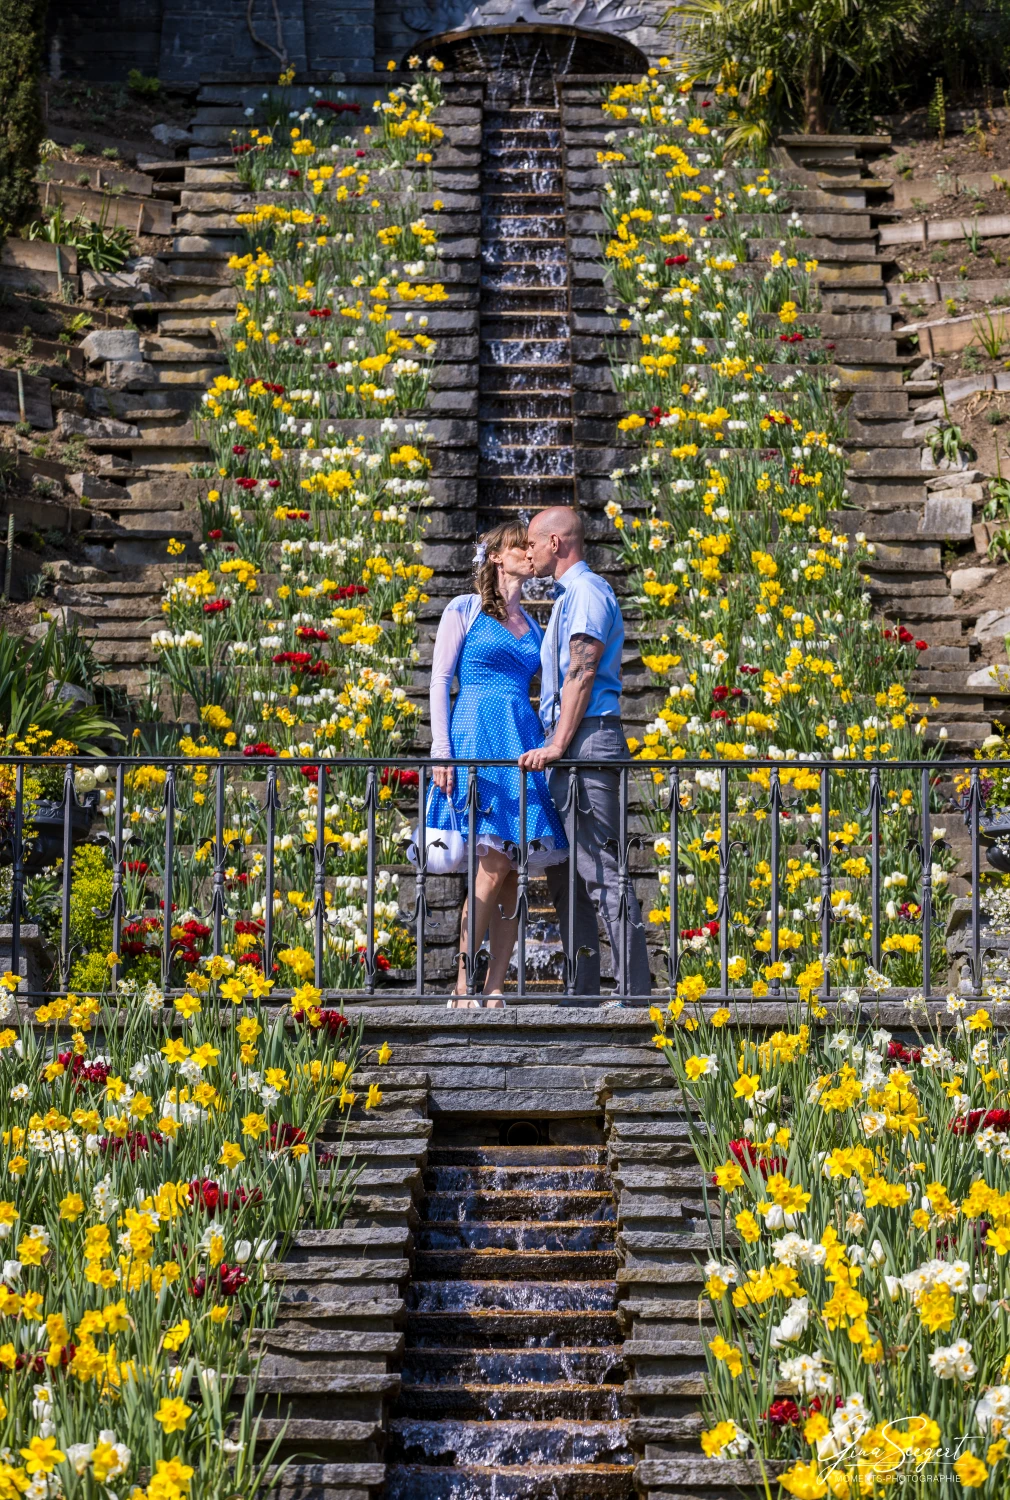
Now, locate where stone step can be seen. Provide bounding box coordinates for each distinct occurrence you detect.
[89,619,161,640]
[846,390,910,415]
[395,1384,633,1421]
[268,1461,388,1498]
[88,512,198,536]
[91,668,152,692]
[387,1417,633,1466]
[405,1308,621,1344]
[256,1328,405,1376]
[275,1298,405,1326]
[383,1462,635,1498]
[831,499,972,542]
[244,1418,382,1458]
[91,640,159,665]
[49,583,123,613]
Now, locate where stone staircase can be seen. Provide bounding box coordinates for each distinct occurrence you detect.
[345,1002,907,1499]
[776,133,1001,758]
[384,1138,634,1498]
[40,81,999,971]
[28,72,1009,1500]
[48,88,1006,761]
[243,1065,430,1500]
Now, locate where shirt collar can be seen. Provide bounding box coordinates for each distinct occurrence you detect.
[556,560,589,592]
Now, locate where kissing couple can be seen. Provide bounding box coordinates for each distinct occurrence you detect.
[426,506,651,1008]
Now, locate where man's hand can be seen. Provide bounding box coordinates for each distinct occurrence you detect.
[432,765,454,795]
[518,742,565,773]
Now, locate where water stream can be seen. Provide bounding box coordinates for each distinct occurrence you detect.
[477,66,576,537]
[382,1141,633,1497]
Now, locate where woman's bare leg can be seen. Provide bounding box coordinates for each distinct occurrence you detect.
[450,849,513,1005]
[484,869,518,1005]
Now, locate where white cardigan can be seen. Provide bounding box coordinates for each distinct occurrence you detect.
[429,595,541,759]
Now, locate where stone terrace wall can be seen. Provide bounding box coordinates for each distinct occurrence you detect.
[46,0,670,83]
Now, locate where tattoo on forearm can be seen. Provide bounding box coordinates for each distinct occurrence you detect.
[568,633,603,685]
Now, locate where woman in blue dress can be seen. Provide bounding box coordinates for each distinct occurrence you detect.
[429,520,567,1007]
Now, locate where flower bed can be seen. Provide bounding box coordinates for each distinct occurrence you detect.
[596,69,954,997]
[658,992,1010,1494]
[0,67,445,1500]
[0,964,371,1500]
[34,69,450,996]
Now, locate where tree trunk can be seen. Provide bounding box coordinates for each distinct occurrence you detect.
[803,54,827,134]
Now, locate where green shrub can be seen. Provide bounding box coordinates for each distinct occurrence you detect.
[674,0,927,139]
[126,69,160,96]
[68,842,112,961]
[68,949,112,993]
[0,0,48,234]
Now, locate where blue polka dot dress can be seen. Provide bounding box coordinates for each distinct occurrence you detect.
[427,611,568,870]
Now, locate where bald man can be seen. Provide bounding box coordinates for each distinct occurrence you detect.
[518,507,651,1003]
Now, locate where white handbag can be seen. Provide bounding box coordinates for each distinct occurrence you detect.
[408,783,465,875]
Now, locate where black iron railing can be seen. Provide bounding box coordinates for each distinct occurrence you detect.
[0,754,1002,1004]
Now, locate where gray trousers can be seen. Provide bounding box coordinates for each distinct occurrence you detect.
[544,717,652,1003]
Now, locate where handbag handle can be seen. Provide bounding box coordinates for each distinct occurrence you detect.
[426,779,459,832]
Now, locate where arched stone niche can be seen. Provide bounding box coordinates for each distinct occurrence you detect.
[378,0,669,72]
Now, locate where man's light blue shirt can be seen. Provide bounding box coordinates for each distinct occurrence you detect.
[539,559,624,733]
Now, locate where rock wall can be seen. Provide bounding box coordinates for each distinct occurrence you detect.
[47,0,668,82]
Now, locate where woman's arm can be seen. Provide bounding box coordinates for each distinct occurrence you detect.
[430,600,471,792]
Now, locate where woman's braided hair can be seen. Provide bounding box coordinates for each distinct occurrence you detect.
[474,520,528,622]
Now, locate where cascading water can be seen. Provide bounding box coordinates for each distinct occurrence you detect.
[477,61,577,537]
[382,1140,633,1497]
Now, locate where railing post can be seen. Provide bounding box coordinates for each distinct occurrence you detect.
[920,764,932,1000]
[819,766,832,999]
[566,763,578,997]
[99,762,128,996]
[668,770,679,993]
[313,763,326,990]
[869,765,881,975]
[263,763,278,982]
[415,763,427,999]
[110,761,125,979]
[617,763,630,1001]
[466,763,478,998]
[969,766,982,998]
[161,767,175,990]
[60,762,74,990]
[364,763,377,995]
[516,768,528,999]
[211,762,227,958]
[769,768,781,996]
[10,764,24,987]
[717,767,729,997]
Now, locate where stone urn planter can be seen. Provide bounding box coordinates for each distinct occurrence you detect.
[978,806,1010,873]
[1,790,103,874]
